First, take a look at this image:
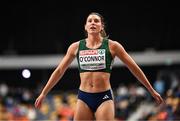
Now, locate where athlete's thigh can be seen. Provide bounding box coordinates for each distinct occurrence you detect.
[73,99,94,121]
[95,100,115,120]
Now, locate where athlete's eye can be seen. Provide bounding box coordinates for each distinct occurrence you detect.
[87,18,100,23]
[93,19,100,23]
[88,19,92,23]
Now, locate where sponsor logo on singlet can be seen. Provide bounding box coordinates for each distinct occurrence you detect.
[79,49,106,70]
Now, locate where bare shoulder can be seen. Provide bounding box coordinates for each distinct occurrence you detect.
[69,41,79,49]
[67,41,80,56]
[108,39,124,50]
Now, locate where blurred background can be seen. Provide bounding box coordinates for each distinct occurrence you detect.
[0,0,180,121]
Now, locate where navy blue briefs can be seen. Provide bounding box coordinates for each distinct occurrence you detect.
[77,89,113,112]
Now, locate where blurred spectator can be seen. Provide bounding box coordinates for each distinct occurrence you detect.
[136,86,147,101]
[153,78,165,96]
[128,83,138,105]
[115,98,130,120]
[117,84,129,97]
[116,84,129,102]
[170,73,179,91]
[0,83,9,97]
[136,86,147,97]
[27,105,37,120]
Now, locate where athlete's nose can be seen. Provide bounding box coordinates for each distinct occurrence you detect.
[91,20,96,24]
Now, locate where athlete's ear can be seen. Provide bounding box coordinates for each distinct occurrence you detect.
[101,24,104,31]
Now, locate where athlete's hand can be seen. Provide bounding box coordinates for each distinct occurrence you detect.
[151,90,165,105]
[34,94,45,109]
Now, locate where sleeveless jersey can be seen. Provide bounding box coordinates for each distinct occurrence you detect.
[77,38,114,73]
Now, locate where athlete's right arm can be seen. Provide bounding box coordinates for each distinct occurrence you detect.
[34,41,79,109]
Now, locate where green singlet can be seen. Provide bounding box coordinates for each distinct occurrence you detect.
[77,38,114,73]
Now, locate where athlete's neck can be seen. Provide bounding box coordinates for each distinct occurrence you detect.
[86,35,103,46]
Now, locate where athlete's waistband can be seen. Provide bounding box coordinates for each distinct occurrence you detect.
[78,89,112,95]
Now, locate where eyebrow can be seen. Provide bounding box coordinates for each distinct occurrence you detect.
[88,17,100,21]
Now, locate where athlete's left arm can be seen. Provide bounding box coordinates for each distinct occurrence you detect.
[110,40,164,105]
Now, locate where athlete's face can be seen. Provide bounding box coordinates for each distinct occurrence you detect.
[85,14,104,35]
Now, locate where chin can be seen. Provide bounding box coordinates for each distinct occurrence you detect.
[89,31,99,35]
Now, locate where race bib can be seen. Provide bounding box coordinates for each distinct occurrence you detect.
[79,49,106,70]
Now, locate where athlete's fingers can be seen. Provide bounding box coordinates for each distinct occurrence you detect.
[35,98,42,109]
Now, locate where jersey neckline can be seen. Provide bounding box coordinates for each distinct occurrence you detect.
[84,38,105,50]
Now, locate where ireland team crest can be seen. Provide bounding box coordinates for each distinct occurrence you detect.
[98,49,105,55]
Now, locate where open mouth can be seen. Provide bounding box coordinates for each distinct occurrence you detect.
[90,26,96,29]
